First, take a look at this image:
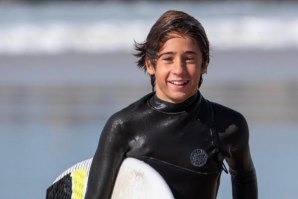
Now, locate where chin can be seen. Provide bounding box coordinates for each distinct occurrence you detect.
[169,93,191,103]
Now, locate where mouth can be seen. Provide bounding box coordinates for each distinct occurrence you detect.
[168,80,189,86]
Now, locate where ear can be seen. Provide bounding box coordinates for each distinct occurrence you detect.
[146,60,156,75]
[201,61,208,74]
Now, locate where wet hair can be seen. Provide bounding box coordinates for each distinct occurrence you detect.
[134,10,210,90]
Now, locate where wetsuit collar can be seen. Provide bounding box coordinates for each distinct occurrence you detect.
[149,91,201,113]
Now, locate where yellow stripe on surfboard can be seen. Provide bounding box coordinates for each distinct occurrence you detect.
[71,169,88,199]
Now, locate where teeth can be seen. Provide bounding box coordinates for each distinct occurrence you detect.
[169,80,188,85]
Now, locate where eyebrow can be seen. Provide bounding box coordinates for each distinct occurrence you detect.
[158,52,174,58]
[158,51,198,58]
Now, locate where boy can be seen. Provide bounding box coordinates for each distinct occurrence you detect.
[86,10,257,199]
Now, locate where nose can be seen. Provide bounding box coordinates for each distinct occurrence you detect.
[173,59,185,75]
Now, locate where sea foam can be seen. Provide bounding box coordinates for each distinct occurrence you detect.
[1,2,298,54]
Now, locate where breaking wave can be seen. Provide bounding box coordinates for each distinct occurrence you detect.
[1,2,298,54]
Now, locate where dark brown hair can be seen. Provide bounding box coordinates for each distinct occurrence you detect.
[134,10,210,89]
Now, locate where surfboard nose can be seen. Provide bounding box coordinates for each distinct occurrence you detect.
[47,157,174,199]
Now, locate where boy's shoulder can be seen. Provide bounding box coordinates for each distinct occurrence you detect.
[208,100,248,127]
[108,92,154,123]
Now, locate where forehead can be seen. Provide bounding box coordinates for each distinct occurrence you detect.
[158,33,200,53]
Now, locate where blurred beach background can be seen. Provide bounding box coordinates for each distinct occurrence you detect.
[0,0,297,198]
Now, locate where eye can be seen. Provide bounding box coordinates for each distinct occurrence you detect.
[184,56,196,63]
[161,56,173,63]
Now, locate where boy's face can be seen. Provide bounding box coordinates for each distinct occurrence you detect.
[147,34,207,103]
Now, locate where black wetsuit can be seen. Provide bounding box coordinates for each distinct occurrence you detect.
[85,92,257,199]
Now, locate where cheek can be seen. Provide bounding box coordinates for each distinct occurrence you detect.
[155,70,168,84]
[155,65,169,78]
[189,66,201,78]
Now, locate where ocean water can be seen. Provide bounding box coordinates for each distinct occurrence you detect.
[0,1,298,54]
[0,1,298,199]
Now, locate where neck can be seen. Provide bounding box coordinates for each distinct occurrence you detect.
[149,91,201,113]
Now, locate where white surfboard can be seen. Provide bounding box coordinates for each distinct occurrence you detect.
[47,157,174,199]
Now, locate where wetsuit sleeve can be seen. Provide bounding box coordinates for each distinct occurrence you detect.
[85,114,128,199]
[225,114,258,199]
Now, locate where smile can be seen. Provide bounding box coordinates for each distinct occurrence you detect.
[168,80,189,86]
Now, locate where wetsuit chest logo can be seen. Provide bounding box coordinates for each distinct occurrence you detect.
[190,149,208,167]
